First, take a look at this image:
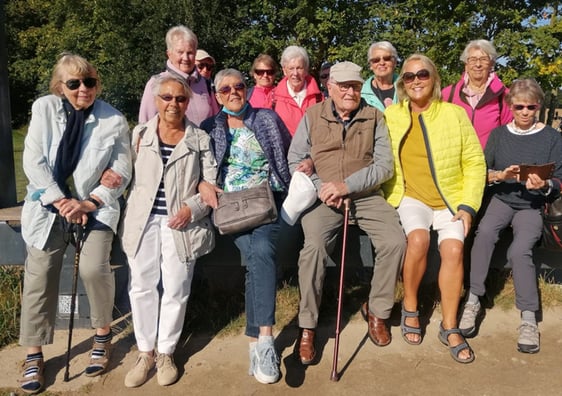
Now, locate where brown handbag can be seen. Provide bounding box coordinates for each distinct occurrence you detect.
[212,181,278,235]
[542,194,562,250]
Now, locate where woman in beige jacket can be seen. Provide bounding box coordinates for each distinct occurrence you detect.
[120,73,217,388]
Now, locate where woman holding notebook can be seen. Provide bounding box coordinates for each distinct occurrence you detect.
[459,78,562,354]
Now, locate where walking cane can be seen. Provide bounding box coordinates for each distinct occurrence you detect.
[330,198,350,382]
[64,224,86,382]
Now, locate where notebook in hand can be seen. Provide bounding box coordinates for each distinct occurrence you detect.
[518,162,555,181]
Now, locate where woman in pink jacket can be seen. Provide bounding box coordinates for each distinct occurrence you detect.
[274,46,323,136]
[442,39,512,149]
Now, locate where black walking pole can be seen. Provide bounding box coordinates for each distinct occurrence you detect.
[330,198,350,382]
[64,224,85,382]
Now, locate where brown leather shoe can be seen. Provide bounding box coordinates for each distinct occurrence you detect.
[361,302,391,347]
[296,328,316,365]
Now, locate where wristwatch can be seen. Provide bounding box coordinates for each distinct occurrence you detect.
[87,197,102,209]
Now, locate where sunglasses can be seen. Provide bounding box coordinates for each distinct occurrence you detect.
[513,104,539,111]
[217,82,246,95]
[320,73,330,79]
[62,77,97,90]
[402,69,431,84]
[255,69,275,76]
[158,94,188,103]
[369,55,394,64]
[197,63,214,71]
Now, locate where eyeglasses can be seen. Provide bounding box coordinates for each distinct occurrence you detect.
[158,94,188,103]
[335,82,362,92]
[217,82,246,95]
[255,69,275,76]
[197,63,214,71]
[466,56,490,65]
[512,104,539,111]
[319,73,330,79]
[62,77,97,90]
[369,55,394,65]
[402,69,431,84]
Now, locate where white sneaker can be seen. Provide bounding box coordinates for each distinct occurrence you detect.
[517,322,540,354]
[124,353,155,388]
[459,302,480,337]
[253,339,280,384]
[156,353,178,386]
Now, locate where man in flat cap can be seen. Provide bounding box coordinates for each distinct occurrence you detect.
[288,61,405,365]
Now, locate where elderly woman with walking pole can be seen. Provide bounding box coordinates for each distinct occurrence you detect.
[18,53,132,394]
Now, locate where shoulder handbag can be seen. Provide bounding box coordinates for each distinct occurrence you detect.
[542,195,562,250]
[213,181,278,235]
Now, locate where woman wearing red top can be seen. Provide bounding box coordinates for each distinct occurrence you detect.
[248,54,278,110]
[274,45,322,136]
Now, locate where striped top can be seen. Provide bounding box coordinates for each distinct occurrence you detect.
[151,141,175,215]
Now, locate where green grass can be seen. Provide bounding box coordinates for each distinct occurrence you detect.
[13,127,27,203]
[0,266,23,347]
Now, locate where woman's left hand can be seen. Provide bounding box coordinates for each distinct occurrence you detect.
[198,180,221,209]
[525,173,547,191]
[168,206,192,230]
[452,209,472,237]
[58,198,90,225]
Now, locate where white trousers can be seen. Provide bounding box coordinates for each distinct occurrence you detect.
[128,214,195,355]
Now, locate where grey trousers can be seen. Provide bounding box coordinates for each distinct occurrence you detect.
[19,219,115,346]
[297,194,405,328]
[469,196,542,312]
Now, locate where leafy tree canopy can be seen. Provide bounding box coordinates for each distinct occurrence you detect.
[5,0,561,126]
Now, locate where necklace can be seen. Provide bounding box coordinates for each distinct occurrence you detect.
[511,120,537,134]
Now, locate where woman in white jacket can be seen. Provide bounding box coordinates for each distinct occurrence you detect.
[121,73,217,388]
[19,53,132,395]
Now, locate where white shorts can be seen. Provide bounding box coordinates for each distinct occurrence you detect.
[397,196,465,244]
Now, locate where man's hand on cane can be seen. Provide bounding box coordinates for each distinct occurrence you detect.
[319,181,349,208]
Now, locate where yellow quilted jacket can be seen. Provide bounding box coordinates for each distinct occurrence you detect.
[382,100,486,216]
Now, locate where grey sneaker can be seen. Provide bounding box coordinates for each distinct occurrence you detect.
[517,322,540,354]
[124,352,155,388]
[459,302,480,338]
[249,342,256,376]
[156,353,178,386]
[253,339,280,384]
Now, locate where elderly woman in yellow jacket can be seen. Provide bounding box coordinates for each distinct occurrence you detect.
[383,54,486,364]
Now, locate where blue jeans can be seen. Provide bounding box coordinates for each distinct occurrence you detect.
[233,219,280,338]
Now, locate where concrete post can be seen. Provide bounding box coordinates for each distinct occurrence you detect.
[0,0,17,209]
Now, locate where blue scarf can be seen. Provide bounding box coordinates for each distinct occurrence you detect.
[53,99,93,198]
[221,103,249,117]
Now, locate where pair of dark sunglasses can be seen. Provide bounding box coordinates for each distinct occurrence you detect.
[197,63,214,71]
[62,77,97,90]
[369,55,394,64]
[255,69,275,76]
[217,82,246,95]
[320,73,330,79]
[512,104,539,111]
[402,69,431,84]
[158,94,188,103]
